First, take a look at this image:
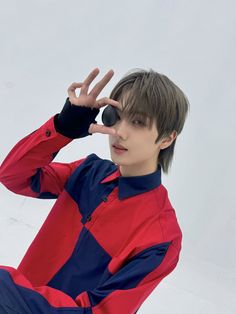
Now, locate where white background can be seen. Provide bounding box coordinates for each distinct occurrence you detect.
[0,1,235,313]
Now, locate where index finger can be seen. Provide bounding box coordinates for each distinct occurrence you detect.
[80,68,100,95]
[88,122,117,136]
[89,69,114,99]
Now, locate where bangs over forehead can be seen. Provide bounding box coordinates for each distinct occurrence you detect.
[109,73,156,130]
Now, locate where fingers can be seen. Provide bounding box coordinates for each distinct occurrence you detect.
[88,123,117,136]
[80,68,100,95]
[89,69,114,98]
[94,97,120,109]
[67,68,115,107]
[67,82,83,101]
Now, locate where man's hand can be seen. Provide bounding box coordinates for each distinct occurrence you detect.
[67,68,120,136]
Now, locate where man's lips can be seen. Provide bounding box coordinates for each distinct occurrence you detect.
[113,144,128,150]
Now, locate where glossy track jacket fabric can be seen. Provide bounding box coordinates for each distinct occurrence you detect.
[0,98,183,314]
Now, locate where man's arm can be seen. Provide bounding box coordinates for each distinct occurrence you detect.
[74,240,181,313]
[0,68,120,199]
[0,98,100,198]
[0,239,180,313]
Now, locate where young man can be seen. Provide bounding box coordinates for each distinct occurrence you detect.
[0,68,189,313]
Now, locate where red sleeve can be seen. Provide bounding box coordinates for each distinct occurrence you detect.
[0,114,86,198]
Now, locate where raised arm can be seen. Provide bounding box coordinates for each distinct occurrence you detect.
[0,68,120,199]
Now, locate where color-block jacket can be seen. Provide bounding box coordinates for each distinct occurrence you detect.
[0,98,183,314]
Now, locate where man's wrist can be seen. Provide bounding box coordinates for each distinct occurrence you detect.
[54,97,100,139]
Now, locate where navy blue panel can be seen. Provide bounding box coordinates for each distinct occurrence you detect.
[30,168,58,199]
[65,154,162,215]
[65,154,118,222]
[0,269,92,313]
[87,242,171,307]
[30,168,41,193]
[47,227,112,299]
[0,269,31,313]
[37,191,58,199]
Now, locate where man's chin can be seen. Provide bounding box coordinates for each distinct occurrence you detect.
[110,153,123,165]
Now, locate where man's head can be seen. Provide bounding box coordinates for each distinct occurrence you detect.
[108,68,190,176]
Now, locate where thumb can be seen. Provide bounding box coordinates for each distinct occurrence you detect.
[88,123,96,134]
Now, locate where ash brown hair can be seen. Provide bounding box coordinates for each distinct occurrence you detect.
[109,68,190,174]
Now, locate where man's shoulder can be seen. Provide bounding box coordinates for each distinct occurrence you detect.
[66,153,117,187]
[83,153,113,164]
[155,184,183,249]
[80,153,116,171]
[150,183,170,210]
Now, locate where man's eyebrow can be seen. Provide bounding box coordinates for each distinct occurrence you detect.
[115,109,149,123]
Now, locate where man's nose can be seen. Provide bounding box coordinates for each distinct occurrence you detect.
[113,119,129,139]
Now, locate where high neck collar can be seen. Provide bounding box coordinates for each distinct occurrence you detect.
[100,164,162,199]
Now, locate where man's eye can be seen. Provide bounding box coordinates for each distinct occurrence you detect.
[115,112,145,126]
[132,119,145,126]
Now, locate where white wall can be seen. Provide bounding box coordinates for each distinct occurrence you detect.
[0,1,235,313]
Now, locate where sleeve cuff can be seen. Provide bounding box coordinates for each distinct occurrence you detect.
[54,97,100,139]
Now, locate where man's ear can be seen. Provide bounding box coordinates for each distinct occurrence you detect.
[159,131,177,150]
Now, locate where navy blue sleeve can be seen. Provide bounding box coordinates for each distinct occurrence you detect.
[54,97,100,139]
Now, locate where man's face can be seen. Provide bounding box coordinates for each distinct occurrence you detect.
[108,107,162,177]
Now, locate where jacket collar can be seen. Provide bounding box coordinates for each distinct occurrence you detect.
[100,164,162,200]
